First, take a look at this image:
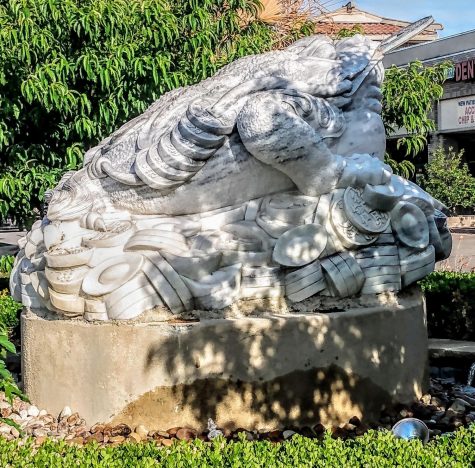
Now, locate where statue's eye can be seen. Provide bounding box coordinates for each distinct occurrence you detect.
[318,104,331,128]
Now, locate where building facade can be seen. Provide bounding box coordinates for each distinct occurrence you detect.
[315,2,442,44]
[384,30,475,174]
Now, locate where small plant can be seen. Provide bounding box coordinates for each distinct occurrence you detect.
[0,256,14,276]
[421,146,475,215]
[0,290,24,418]
[420,271,475,340]
[0,290,20,330]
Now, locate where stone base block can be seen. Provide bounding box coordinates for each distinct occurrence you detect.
[22,289,428,430]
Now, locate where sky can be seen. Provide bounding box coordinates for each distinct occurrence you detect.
[324,0,475,37]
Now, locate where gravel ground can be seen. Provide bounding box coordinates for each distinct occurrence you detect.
[0,377,474,446]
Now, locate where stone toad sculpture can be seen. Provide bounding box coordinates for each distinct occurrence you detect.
[11,34,452,321]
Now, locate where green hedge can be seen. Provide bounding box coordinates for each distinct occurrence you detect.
[420,271,475,341]
[1,428,475,467]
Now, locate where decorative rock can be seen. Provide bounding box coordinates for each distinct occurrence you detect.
[176,427,197,441]
[448,398,471,414]
[128,432,142,443]
[19,409,28,420]
[27,405,40,418]
[283,429,296,440]
[135,424,149,439]
[59,406,72,420]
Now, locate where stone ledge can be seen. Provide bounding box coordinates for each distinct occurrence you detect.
[429,339,475,360]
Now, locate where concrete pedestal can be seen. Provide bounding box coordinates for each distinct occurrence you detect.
[22,289,428,431]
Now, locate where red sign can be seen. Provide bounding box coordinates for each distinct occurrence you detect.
[455,60,475,82]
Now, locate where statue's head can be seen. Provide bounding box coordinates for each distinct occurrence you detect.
[285,34,386,160]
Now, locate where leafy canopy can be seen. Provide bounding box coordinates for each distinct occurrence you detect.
[382,61,451,177]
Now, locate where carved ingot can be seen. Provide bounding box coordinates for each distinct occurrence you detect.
[263,193,318,224]
[390,201,429,250]
[241,265,283,299]
[362,176,404,212]
[48,288,85,315]
[428,209,452,261]
[161,251,222,281]
[343,187,391,234]
[83,221,136,248]
[44,247,94,269]
[142,251,193,312]
[124,229,189,256]
[273,224,327,267]
[181,264,241,310]
[104,273,164,320]
[400,245,435,287]
[43,223,62,250]
[29,271,50,303]
[45,265,89,295]
[82,253,144,296]
[285,260,326,302]
[330,192,378,249]
[321,252,365,297]
[256,213,296,239]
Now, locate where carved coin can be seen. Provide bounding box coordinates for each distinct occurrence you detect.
[330,193,378,248]
[343,187,390,234]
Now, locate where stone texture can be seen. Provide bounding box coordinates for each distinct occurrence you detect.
[22,288,427,430]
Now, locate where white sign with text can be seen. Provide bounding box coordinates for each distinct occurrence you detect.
[439,95,475,131]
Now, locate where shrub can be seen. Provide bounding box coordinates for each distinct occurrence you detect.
[0,290,20,331]
[420,271,475,340]
[0,0,281,227]
[1,427,475,467]
[0,255,14,276]
[421,146,475,215]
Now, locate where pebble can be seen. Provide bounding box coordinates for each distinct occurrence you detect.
[128,432,142,443]
[59,406,72,419]
[135,424,149,439]
[176,428,197,441]
[109,435,125,443]
[448,398,471,414]
[27,406,40,417]
[283,430,296,440]
[19,409,28,420]
[161,438,174,447]
[0,425,11,434]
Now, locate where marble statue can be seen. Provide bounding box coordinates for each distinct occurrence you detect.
[10,34,452,321]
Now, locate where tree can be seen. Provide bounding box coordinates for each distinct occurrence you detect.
[0,0,281,227]
[421,146,475,215]
[382,61,451,177]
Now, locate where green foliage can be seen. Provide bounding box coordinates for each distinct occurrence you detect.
[382,61,451,177]
[0,256,14,276]
[1,427,475,466]
[0,290,23,408]
[420,271,475,340]
[421,146,475,215]
[0,289,20,330]
[0,0,275,226]
[335,24,364,38]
